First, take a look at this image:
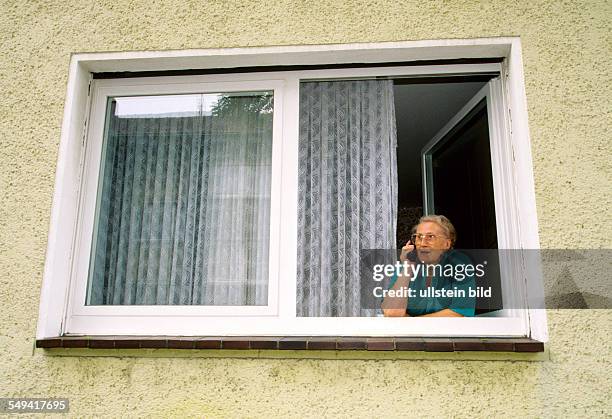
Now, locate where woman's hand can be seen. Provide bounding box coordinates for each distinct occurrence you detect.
[399,241,415,264]
[382,241,415,317]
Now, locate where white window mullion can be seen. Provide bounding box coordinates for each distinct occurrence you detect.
[276,75,301,321]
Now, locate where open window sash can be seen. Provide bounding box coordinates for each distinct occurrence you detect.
[421,79,531,320]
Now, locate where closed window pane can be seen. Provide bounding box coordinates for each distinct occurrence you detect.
[86,92,273,305]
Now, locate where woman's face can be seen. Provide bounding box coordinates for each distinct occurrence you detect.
[414,221,452,264]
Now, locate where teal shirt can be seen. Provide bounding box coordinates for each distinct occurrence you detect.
[388,250,476,317]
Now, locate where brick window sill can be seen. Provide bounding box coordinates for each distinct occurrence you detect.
[36,337,544,352]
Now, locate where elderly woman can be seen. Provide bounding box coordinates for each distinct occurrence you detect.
[382,215,476,317]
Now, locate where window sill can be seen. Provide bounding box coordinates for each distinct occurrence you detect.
[36,336,544,352]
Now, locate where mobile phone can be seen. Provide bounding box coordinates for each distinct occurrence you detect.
[405,240,418,262]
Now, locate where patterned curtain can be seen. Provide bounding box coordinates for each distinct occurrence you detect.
[87,93,273,305]
[297,80,398,316]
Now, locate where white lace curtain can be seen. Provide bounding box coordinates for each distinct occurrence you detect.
[297,80,398,317]
[88,94,272,306]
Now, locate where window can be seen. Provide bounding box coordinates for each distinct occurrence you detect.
[87,92,274,308]
[37,39,547,341]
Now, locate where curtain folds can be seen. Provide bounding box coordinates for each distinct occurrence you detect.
[297,80,398,317]
[88,94,273,306]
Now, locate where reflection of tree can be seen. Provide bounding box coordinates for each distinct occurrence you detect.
[211,93,273,117]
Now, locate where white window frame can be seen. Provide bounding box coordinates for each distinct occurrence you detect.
[69,78,285,322]
[37,38,548,341]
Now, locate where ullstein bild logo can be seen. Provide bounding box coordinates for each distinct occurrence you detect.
[372,285,492,299]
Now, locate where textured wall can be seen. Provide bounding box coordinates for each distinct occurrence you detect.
[1,0,611,417]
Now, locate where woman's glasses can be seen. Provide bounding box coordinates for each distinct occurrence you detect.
[411,233,447,243]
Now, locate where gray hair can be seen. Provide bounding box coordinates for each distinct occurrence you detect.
[414,214,457,247]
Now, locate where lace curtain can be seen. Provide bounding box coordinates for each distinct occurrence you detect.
[87,93,273,305]
[297,80,398,316]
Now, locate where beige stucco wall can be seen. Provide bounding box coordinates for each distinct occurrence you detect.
[1,0,610,417]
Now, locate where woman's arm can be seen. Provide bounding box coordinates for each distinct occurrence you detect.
[382,242,415,317]
[417,308,464,317]
[381,272,411,317]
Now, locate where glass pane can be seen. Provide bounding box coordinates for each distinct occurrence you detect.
[86,91,273,305]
